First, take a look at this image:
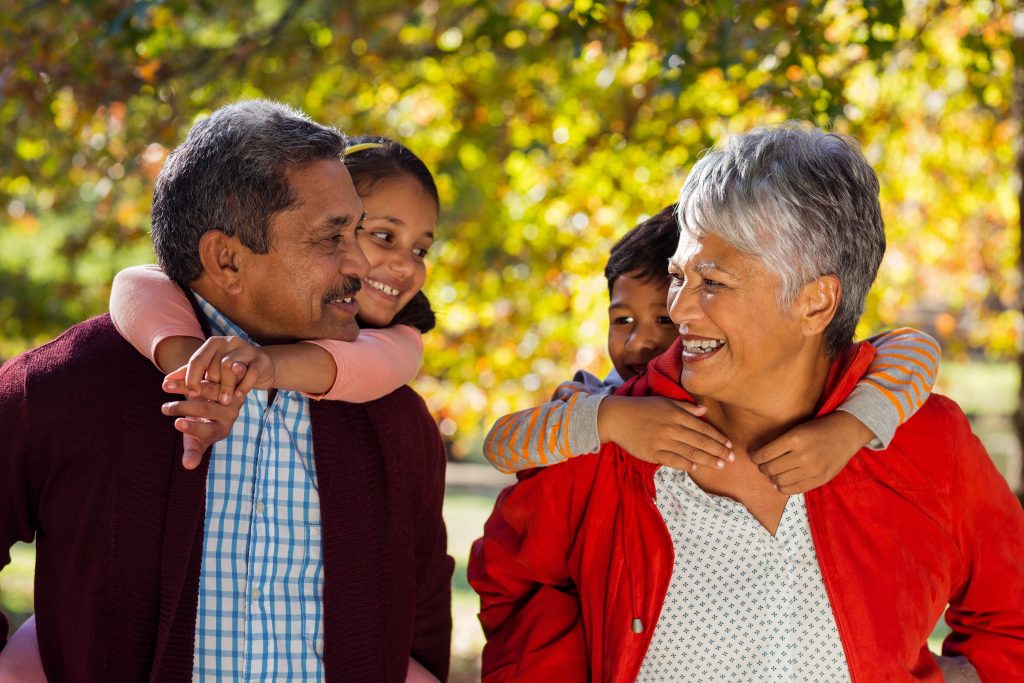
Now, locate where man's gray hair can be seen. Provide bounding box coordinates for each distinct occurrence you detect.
[676,123,885,357]
[151,99,345,284]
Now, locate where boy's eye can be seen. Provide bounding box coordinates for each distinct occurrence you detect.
[611,316,635,325]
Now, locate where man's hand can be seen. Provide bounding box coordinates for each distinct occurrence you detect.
[598,395,734,470]
[164,335,276,405]
[161,379,244,469]
[750,411,874,494]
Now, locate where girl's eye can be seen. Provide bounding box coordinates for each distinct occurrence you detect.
[369,230,393,243]
[413,247,430,259]
[656,316,674,325]
[611,316,635,325]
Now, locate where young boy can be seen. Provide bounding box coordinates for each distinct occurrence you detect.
[484,204,940,494]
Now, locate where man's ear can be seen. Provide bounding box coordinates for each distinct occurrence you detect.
[798,274,841,337]
[196,230,246,295]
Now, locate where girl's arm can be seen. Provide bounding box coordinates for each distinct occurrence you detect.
[298,325,423,401]
[751,327,941,494]
[109,264,204,372]
[483,376,732,474]
[111,266,422,401]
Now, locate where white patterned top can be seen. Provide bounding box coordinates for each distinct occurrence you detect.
[637,467,850,682]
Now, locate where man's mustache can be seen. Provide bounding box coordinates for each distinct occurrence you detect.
[323,277,362,303]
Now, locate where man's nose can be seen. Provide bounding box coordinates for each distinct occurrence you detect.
[342,240,371,280]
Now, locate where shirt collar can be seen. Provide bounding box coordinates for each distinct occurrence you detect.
[192,292,259,346]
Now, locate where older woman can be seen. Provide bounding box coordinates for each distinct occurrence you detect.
[469,124,1024,682]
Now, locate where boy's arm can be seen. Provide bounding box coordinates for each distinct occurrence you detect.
[482,380,608,474]
[752,327,941,494]
[109,265,204,372]
[298,325,423,402]
[483,379,733,475]
[839,327,940,449]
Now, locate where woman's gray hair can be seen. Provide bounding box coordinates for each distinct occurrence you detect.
[151,99,345,284]
[676,123,885,357]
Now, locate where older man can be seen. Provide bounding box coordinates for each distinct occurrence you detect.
[469,125,1024,681]
[0,100,452,681]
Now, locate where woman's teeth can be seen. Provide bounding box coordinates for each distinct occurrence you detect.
[683,339,725,353]
[366,278,400,296]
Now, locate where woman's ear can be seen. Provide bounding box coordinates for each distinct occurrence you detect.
[196,230,245,295]
[798,274,841,337]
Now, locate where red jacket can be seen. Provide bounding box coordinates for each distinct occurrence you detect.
[469,340,1024,681]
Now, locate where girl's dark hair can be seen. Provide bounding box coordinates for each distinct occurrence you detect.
[342,135,440,212]
[604,204,680,295]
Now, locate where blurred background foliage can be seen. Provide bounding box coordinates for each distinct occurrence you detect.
[1,0,1021,465]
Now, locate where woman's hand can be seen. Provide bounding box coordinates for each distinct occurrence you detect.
[598,395,734,470]
[750,410,874,494]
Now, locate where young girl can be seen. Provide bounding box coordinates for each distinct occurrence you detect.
[109,137,440,468]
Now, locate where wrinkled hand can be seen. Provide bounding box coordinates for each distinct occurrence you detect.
[161,378,244,470]
[749,410,874,494]
[599,395,734,470]
[164,335,276,405]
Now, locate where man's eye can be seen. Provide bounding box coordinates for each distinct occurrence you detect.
[669,274,685,286]
[611,316,635,325]
[703,278,724,289]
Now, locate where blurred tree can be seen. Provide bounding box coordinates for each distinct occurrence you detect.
[0,0,1020,482]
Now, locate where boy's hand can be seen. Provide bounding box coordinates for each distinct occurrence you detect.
[750,410,874,494]
[161,378,244,469]
[599,395,734,470]
[164,335,277,405]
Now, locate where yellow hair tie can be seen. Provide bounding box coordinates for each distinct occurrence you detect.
[342,142,385,156]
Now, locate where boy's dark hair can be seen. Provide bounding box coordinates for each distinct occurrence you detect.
[343,135,440,213]
[604,204,680,295]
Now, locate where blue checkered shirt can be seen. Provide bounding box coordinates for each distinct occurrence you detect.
[192,295,325,681]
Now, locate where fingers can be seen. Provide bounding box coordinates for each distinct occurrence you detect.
[669,401,732,449]
[180,433,207,470]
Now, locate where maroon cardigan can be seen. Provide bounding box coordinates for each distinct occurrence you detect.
[0,315,453,682]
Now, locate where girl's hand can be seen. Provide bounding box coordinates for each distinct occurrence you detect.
[161,377,245,469]
[164,335,276,405]
[598,395,734,470]
[749,410,874,494]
